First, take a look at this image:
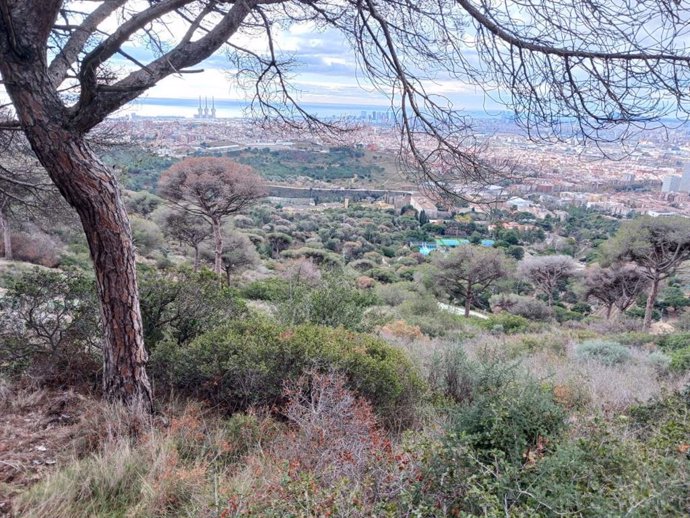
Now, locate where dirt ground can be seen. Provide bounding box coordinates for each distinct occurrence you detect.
[0,385,94,515]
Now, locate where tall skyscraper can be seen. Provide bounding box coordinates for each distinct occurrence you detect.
[662,174,682,193]
[679,166,690,192]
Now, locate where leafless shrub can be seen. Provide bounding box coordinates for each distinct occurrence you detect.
[10,231,62,268]
[278,371,393,487]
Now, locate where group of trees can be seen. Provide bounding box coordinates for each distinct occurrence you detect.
[432,216,690,330]
[602,217,690,329]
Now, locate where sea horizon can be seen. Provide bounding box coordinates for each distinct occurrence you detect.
[120,96,510,120]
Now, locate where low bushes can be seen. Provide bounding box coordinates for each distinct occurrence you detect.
[655,332,690,372]
[427,345,566,463]
[276,276,377,331]
[151,318,425,429]
[576,339,631,366]
[398,295,469,338]
[669,347,690,373]
[657,332,690,352]
[138,267,247,349]
[489,293,553,321]
[479,313,531,334]
[375,282,415,307]
[240,277,291,301]
[0,268,101,381]
[445,362,566,464]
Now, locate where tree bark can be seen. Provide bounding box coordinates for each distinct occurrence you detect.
[643,276,660,331]
[49,142,152,407]
[606,303,613,320]
[464,285,472,317]
[193,245,200,272]
[0,64,152,408]
[212,218,223,275]
[0,208,11,260]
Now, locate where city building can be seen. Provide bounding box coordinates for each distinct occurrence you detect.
[194,96,217,119]
[662,174,681,193]
[679,166,690,192]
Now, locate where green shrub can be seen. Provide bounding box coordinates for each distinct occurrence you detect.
[409,314,468,338]
[613,331,657,347]
[400,296,468,337]
[647,351,672,373]
[130,215,165,256]
[240,277,291,301]
[657,332,690,352]
[138,267,247,349]
[446,364,566,464]
[513,431,688,516]
[403,391,690,517]
[426,345,566,464]
[0,268,101,379]
[276,276,376,332]
[399,294,440,318]
[151,318,424,429]
[576,339,631,366]
[369,267,397,283]
[479,313,530,334]
[676,310,690,331]
[668,346,690,373]
[375,283,415,306]
[553,305,585,322]
[514,332,569,356]
[427,344,476,404]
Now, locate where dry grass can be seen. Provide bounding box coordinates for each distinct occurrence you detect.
[388,325,688,417]
[522,342,689,414]
[7,372,413,518]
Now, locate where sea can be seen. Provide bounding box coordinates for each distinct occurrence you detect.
[120,97,509,122]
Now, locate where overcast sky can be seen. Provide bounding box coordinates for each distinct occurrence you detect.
[118,21,497,115]
[0,10,497,118]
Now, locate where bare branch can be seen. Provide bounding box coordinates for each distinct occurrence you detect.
[48,0,128,88]
[72,0,259,131]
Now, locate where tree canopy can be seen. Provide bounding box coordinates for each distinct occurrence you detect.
[433,245,511,316]
[603,216,690,329]
[159,157,264,274]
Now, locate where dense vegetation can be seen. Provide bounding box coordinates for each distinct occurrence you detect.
[1,188,689,517]
[197,146,386,182]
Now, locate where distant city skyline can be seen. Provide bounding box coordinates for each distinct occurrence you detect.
[120,95,509,120]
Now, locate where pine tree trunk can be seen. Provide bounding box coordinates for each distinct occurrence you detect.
[212,218,223,275]
[0,208,11,260]
[0,66,152,408]
[464,285,472,317]
[606,303,613,320]
[193,245,200,272]
[51,142,152,407]
[643,277,660,331]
